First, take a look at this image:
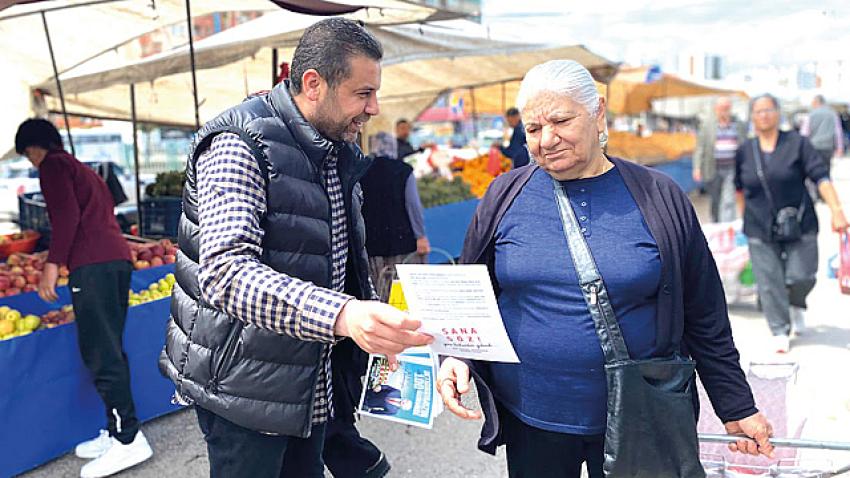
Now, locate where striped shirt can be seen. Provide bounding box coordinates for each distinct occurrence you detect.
[713,123,740,169]
[196,132,351,424]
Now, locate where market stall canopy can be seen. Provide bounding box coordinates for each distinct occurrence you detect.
[445,80,609,118]
[606,66,747,115]
[0,0,459,157]
[34,18,617,137]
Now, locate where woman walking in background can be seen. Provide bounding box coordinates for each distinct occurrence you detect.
[735,94,848,353]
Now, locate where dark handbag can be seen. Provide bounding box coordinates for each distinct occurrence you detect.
[97,162,129,206]
[751,141,804,243]
[553,181,705,478]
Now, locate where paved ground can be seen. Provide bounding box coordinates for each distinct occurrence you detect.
[20,158,850,478]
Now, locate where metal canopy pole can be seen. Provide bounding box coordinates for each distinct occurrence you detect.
[501,81,506,113]
[470,87,478,137]
[272,48,279,87]
[130,84,143,235]
[40,11,74,156]
[185,0,200,130]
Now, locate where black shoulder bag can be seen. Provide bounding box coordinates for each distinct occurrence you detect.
[97,162,128,206]
[751,140,804,243]
[553,180,705,478]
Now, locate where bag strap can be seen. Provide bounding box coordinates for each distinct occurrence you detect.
[751,140,778,216]
[553,180,630,364]
[752,139,807,220]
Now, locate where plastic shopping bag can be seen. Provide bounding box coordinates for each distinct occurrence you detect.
[840,232,850,295]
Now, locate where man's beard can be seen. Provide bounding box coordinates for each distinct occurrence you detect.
[313,94,368,143]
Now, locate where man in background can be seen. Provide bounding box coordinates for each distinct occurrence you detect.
[499,107,530,169]
[395,118,424,159]
[802,94,844,177]
[693,97,747,223]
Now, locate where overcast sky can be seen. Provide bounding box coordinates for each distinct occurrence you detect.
[481,0,850,72]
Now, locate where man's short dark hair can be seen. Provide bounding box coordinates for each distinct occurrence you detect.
[289,18,383,95]
[813,94,826,105]
[396,119,410,127]
[15,118,63,154]
[750,93,780,113]
[505,107,520,117]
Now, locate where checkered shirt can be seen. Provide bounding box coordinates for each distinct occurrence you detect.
[196,132,350,424]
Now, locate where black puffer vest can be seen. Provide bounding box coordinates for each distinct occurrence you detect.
[159,82,373,437]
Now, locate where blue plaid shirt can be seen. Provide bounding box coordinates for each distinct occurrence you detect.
[196,133,350,424]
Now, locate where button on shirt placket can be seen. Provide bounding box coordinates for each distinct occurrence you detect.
[573,187,591,236]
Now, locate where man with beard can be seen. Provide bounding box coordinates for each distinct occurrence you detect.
[160,18,433,477]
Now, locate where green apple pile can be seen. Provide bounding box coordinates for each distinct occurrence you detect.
[0,305,41,340]
[129,273,175,306]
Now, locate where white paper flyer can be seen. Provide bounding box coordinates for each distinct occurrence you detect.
[395,264,519,363]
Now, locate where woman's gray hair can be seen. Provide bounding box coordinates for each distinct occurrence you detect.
[515,60,600,117]
[369,131,397,158]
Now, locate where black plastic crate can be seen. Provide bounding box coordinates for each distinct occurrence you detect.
[18,192,52,250]
[140,197,182,238]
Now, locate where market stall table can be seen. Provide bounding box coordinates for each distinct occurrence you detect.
[0,264,179,477]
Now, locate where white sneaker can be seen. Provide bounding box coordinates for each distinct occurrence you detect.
[80,431,152,478]
[75,430,112,459]
[790,306,806,336]
[771,335,790,354]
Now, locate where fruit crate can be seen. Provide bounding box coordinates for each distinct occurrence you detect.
[17,193,51,251]
[139,197,182,238]
[0,231,41,259]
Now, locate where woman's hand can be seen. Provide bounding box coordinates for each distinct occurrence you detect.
[437,357,481,420]
[38,262,60,303]
[723,411,775,458]
[832,208,848,233]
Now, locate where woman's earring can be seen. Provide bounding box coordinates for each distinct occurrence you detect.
[598,130,609,149]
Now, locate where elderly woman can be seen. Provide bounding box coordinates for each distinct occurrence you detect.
[735,94,848,354]
[360,131,430,299]
[437,60,774,477]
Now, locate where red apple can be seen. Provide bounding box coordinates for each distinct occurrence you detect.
[134,260,150,270]
[12,276,26,289]
[165,246,178,256]
[23,284,37,292]
[138,249,153,262]
[26,273,40,285]
[151,244,165,257]
[150,257,164,267]
[163,254,176,264]
[9,266,23,275]
[6,287,21,296]
[0,276,10,291]
[6,254,22,266]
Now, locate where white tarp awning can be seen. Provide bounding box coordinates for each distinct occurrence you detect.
[0,0,458,156]
[34,18,617,136]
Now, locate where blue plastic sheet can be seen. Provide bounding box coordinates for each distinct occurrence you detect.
[0,264,180,477]
[422,199,479,263]
[0,199,483,475]
[651,155,696,194]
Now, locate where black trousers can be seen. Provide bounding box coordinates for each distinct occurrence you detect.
[196,406,326,478]
[323,416,385,478]
[70,260,138,444]
[501,406,605,478]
